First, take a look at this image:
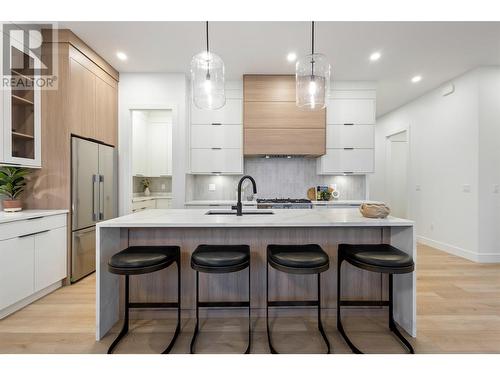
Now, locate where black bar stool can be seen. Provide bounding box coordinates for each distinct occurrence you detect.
[190,244,251,354]
[337,243,415,354]
[107,245,181,354]
[266,244,331,354]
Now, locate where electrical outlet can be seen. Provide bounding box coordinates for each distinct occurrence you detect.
[493,184,499,194]
[430,223,434,231]
[161,184,166,191]
[462,184,471,193]
[209,183,216,191]
[415,185,421,191]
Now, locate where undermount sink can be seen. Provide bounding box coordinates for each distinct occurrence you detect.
[205,209,274,215]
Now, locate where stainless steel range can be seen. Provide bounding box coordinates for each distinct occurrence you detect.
[256,198,313,209]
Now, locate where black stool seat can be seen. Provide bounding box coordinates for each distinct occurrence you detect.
[109,246,179,275]
[339,244,414,274]
[191,244,250,273]
[267,244,329,274]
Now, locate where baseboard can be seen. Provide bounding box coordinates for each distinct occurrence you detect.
[417,236,500,263]
[0,281,63,320]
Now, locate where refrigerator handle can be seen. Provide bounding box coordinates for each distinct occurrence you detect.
[92,174,99,222]
[99,174,104,220]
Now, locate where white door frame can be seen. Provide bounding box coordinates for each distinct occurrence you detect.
[119,103,178,215]
[385,126,411,218]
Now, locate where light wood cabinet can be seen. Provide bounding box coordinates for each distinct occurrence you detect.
[95,77,118,146]
[243,75,326,156]
[245,128,325,155]
[69,57,96,139]
[244,101,325,129]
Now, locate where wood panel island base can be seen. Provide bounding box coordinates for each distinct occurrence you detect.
[96,209,416,342]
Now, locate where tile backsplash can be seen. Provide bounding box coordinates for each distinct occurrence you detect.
[133,176,172,194]
[187,157,366,201]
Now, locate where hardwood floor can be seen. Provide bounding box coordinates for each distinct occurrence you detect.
[1,244,499,354]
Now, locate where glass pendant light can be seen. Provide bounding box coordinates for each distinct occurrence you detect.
[296,21,331,111]
[191,21,226,110]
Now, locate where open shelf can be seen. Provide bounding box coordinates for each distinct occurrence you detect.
[12,131,35,140]
[12,94,34,106]
[11,69,34,82]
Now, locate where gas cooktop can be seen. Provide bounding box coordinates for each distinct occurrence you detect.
[256,198,312,204]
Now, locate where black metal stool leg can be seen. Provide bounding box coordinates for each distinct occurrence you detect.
[388,274,415,354]
[337,257,363,354]
[246,262,252,354]
[266,257,278,354]
[161,258,182,354]
[190,271,200,354]
[317,274,331,354]
[107,275,130,354]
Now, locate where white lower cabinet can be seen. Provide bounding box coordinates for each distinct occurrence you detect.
[155,198,172,209]
[34,227,67,291]
[190,149,243,174]
[0,213,67,317]
[318,149,374,174]
[0,236,35,310]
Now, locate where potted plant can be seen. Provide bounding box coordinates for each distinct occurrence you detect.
[0,166,31,212]
[142,178,151,196]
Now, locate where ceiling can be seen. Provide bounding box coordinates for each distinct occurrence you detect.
[60,21,500,115]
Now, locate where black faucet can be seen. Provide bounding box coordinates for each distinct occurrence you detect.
[235,175,257,216]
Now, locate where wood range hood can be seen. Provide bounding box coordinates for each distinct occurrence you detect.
[243,74,326,157]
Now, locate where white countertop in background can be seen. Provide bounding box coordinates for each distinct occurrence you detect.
[0,209,68,224]
[184,199,380,206]
[132,193,172,203]
[97,208,413,228]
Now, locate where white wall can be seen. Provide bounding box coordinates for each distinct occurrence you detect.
[118,73,188,214]
[370,69,481,261]
[478,68,500,259]
[371,67,500,262]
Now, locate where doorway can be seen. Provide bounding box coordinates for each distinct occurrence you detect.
[385,130,409,219]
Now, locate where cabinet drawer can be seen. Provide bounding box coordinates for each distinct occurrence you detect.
[35,227,67,291]
[155,198,172,209]
[191,149,243,174]
[191,99,242,124]
[243,75,296,101]
[191,125,242,149]
[0,214,67,241]
[319,149,374,174]
[326,125,374,148]
[0,236,35,310]
[326,99,375,124]
[244,128,325,156]
[244,101,325,129]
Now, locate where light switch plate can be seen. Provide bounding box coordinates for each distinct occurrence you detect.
[494,184,499,194]
[415,185,421,191]
[209,183,216,191]
[462,184,471,193]
[161,184,166,191]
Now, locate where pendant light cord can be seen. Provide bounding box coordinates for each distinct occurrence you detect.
[206,21,209,53]
[205,21,210,79]
[311,21,315,78]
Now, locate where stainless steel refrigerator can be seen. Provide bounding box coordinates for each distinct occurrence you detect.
[71,136,117,282]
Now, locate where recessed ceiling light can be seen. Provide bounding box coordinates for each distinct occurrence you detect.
[411,75,422,83]
[116,52,128,61]
[287,52,297,62]
[369,51,381,61]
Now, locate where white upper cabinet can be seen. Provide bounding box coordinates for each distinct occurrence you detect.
[191,124,242,149]
[132,110,172,177]
[1,30,42,168]
[326,125,374,149]
[318,84,376,175]
[191,98,243,124]
[189,87,243,175]
[326,98,375,125]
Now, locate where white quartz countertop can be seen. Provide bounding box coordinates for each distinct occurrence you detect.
[0,209,68,224]
[97,208,413,228]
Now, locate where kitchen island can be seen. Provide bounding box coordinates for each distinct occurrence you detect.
[96,208,416,340]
